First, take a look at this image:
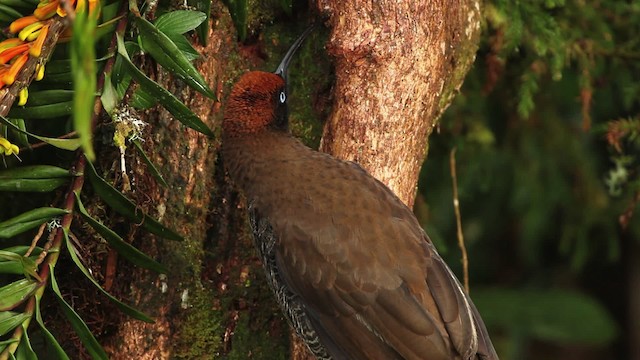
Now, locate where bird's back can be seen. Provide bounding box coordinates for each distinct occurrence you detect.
[223,130,498,360]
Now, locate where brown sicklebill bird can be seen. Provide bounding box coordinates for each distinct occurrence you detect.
[222,25,499,360]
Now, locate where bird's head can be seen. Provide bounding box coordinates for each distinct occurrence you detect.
[223,25,315,136]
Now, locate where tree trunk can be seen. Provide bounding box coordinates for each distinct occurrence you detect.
[100,0,481,358]
[317,0,481,207]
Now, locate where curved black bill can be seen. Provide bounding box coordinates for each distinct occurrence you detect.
[274,23,317,82]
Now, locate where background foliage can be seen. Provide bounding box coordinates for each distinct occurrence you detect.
[416,1,639,359]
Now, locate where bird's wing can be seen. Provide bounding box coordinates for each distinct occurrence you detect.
[267,165,497,359]
[274,218,461,360]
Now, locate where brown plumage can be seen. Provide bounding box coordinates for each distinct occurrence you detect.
[222,28,498,360]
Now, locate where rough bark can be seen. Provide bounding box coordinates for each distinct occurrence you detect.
[316,0,481,207]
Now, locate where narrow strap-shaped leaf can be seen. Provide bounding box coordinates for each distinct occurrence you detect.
[132,140,168,187]
[0,165,70,179]
[8,119,28,147]
[0,3,22,18]
[134,15,214,98]
[74,195,167,273]
[0,248,41,276]
[116,34,214,136]
[0,250,39,279]
[167,33,200,61]
[15,327,37,360]
[131,86,157,109]
[100,71,119,115]
[62,227,155,322]
[71,0,99,161]
[84,159,183,240]
[0,116,81,151]
[195,0,212,45]
[24,90,74,106]
[43,59,71,75]
[0,279,38,311]
[0,0,39,8]
[0,312,30,337]
[0,207,69,239]
[50,265,108,360]
[154,10,206,35]
[0,179,68,192]
[0,165,70,192]
[225,0,248,41]
[35,293,70,360]
[8,101,74,119]
[0,257,24,275]
[0,338,18,351]
[0,247,42,257]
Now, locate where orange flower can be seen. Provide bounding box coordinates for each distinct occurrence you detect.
[3,53,29,85]
[34,0,60,20]
[9,15,39,34]
[29,24,49,57]
[0,39,25,53]
[0,43,30,65]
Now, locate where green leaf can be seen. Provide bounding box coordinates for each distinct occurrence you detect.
[134,15,215,98]
[132,140,168,187]
[0,338,18,350]
[74,194,167,273]
[62,227,156,321]
[0,279,38,311]
[473,288,618,345]
[195,0,212,45]
[154,10,206,34]
[0,4,23,20]
[44,59,71,75]
[0,250,39,279]
[50,265,108,360]
[15,327,37,360]
[116,34,214,136]
[0,247,42,257]
[85,159,183,241]
[71,3,99,161]
[0,207,69,239]
[0,165,70,179]
[0,0,38,8]
[8,101,73,119]
[8,119,28,147]
[225,0,248,41]
[0,165,70,192]
[35,294,70,360]
[0,252,25,275]
[0,178,68,192]
[101,71,119,115]
[0,116,81,151]
[95,15,119,40]
[24,90,74,106]
[130,87,157,110]
[167,33,200,61]
[101,1,120,21]
[0,312,30,337]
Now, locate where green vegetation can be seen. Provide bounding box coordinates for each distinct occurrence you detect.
[418,1,639,359]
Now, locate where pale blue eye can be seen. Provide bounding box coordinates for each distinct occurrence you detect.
[279,91,286,103]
